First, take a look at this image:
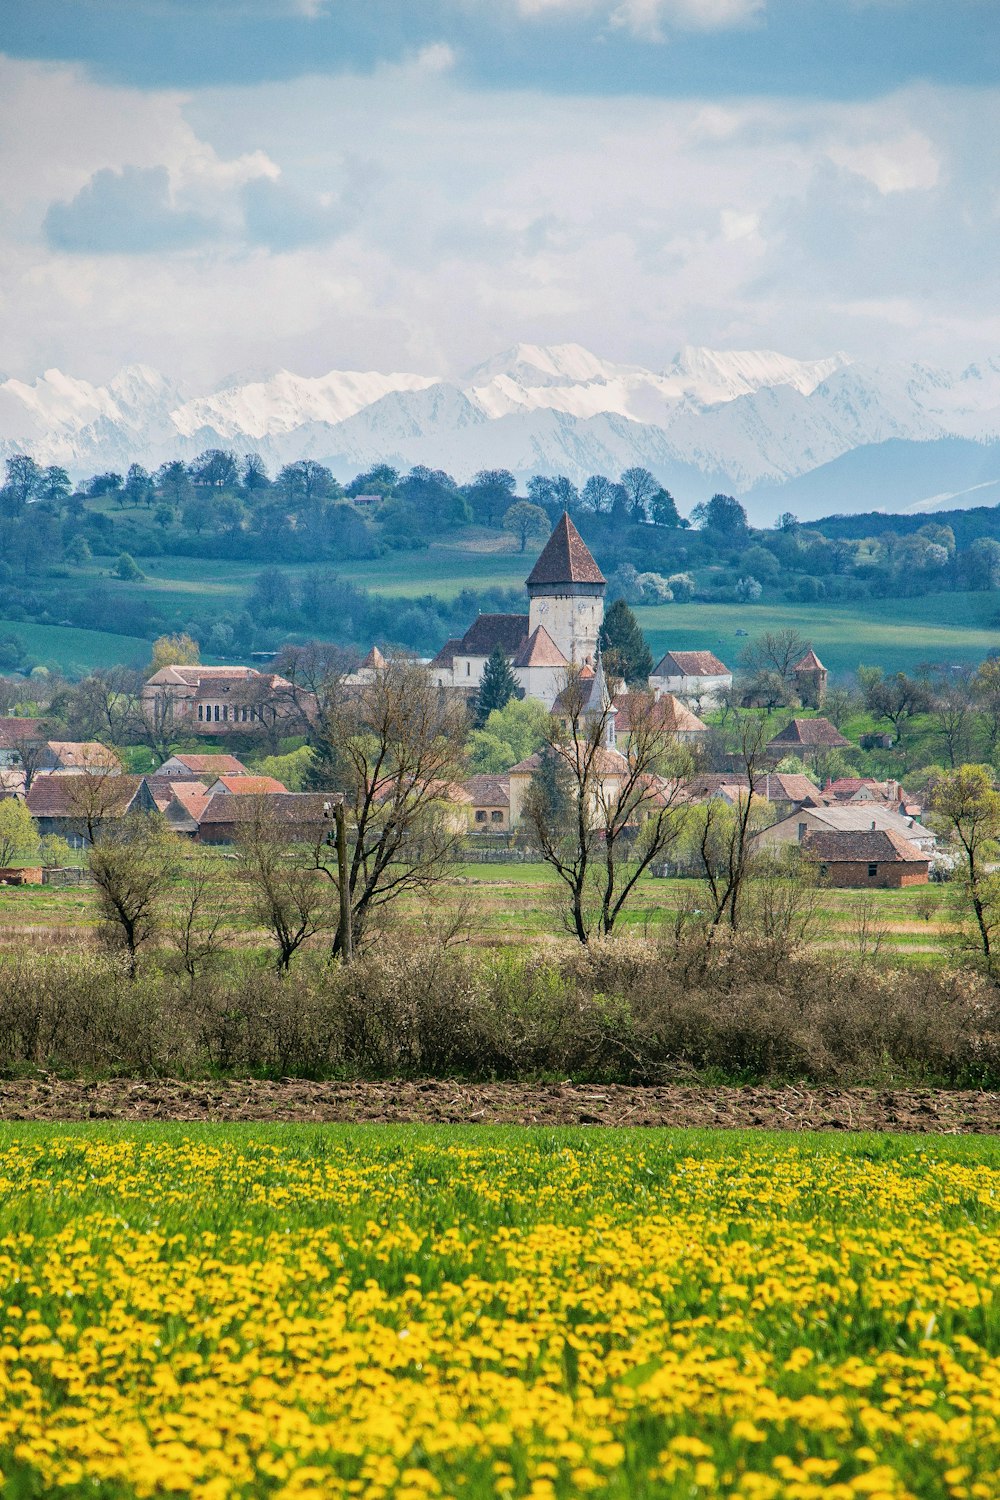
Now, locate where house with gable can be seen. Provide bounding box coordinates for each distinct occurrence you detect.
[649,651,732,709]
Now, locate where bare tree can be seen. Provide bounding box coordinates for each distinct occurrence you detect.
[235,797,332,970]
[59,667,142,744]
[523,672,693,942]
[307,658,467,957]
[169,855,233,992]
[688,712,773,933]
[89,813,177,977]
[857,666,932,748]
[739,629,808,685]
[929,668,975,768]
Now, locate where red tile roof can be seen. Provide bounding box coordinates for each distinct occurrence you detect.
[512,626,568,669]
[767,717,852,749]
[525,513,605,588]
[161,754,249,776]
[214,775,288,795]
[652,650,730,678]
[613,692,708,735]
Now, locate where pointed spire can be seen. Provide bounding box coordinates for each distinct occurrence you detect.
[526,511,605,588]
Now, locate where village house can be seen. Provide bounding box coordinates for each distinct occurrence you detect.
[649,651,732,709]
[764,717,852,766]
[799,827,929,888]
[0,718,55,769]
[463,774,511,831]
[823,777,924,818]
[612,691,710,746]
[43,742,122,773]
[195,791,337,846]
[156,753,250,782]
[141,664,315,736]
[682,771,827,821]
[25,773,158,846]
[757,803,937,858]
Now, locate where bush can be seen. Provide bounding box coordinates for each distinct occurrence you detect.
[0,936,998,1088]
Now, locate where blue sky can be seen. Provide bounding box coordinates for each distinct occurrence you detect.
[0,0,997,386]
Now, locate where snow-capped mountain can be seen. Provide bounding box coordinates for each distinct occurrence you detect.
[3,342,1000,521]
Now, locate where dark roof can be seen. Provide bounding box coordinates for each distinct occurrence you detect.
[463,774,510,808]
[0,718,55,749]
[25,773,142,819]
[652,650,730,678]
[429,638,463,670]
[801,828,927,864]
[525,512,605,588]
[767,717,852,750]
[197,791,339,827]
[458,614,529,657]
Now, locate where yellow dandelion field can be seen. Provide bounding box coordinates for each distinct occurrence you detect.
[0,1125,997,1498]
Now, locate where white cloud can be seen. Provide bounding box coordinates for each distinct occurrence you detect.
[0,52,996,385]
[827,131,941,193]
[514,0,764,37]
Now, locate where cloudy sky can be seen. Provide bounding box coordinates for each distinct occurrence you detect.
[1,0,997,388]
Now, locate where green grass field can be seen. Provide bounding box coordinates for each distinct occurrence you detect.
[0,859,956,961]
[635,592,1000,678]
[0,1123,997,1498]
[0,619,151,674]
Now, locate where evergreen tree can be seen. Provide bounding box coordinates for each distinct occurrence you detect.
[599,597,654,686]
[473,645,523,727]
[522,745,573,847]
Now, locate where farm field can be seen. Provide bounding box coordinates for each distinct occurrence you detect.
[0,1123,997,1499]
[0,860,957,961]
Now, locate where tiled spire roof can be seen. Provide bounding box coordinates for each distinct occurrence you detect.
[526,512,605,588]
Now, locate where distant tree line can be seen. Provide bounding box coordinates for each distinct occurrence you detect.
[6,447,1000,667]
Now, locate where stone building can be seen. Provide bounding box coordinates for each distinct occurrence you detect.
[792,648,828,708]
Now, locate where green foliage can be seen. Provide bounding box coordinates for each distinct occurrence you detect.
[467,697,550,773]
[501,501,549,553]
[473,645,524,727]
[38,834,80,869]
[113,552,144,582]
[253,745,316,791]
[0,798,39,867]
[599,597,654,685]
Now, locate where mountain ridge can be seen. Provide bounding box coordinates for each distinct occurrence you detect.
[2,342,999,521]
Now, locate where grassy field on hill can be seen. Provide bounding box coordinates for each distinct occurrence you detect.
[3,534,999,676]
[0,1124,997,1499]
[0,620,150,675]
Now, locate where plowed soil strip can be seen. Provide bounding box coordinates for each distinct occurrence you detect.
[0,1079,998,1133]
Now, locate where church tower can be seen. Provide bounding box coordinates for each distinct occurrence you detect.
[526,512,606,667]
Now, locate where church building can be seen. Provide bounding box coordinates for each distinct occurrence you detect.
[428,512,606,709]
